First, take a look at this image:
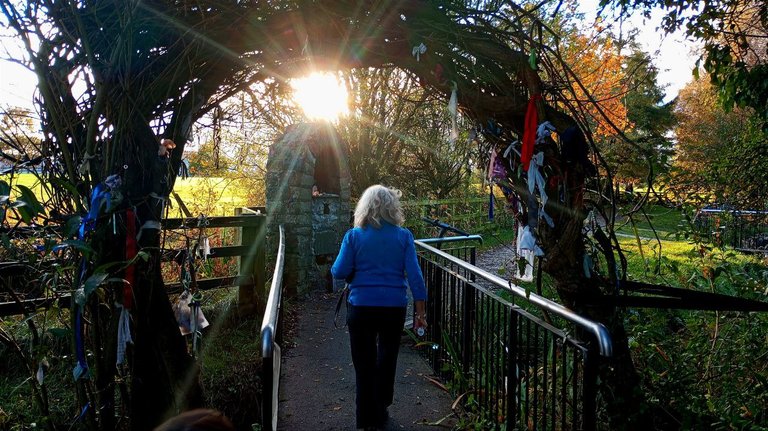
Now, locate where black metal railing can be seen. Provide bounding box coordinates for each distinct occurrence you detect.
[694,209,768,252]
[415,239,612,430]
[260,225,285,431]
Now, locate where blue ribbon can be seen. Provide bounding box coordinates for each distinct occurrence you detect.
[72,183,110,381]
[78,183,110,239]
[486,119,501,137]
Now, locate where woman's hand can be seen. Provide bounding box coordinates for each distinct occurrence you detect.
[413,300,427,335]
[413,314,428,335]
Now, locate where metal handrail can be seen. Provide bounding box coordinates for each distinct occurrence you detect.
[417,235,483,245]
[260,225,285,431]
[415,240,613,357]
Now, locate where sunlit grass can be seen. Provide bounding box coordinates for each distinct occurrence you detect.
[2,173,253,217]
[171,177,251,217]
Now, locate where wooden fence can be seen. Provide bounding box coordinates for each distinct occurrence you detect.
[0,196,512,317]
[0,209,267,318]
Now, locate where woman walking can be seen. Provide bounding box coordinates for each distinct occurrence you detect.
[331,185,428,431]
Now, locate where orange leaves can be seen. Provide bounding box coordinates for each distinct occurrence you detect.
[561,33,631,138]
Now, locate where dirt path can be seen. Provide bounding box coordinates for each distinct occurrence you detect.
[277,290,457,431]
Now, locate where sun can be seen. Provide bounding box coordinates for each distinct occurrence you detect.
[291,72,349,122]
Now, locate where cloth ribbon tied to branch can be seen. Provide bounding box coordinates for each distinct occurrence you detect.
[527,152,555,228]
[536,121,556,144]
[72,181,113,380]
[412,43,427,61]
[448,81,458,144]
[116,303,133,366]
[520,225,544,257]
[521,94,542,171]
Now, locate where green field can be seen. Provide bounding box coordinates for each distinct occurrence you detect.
[1,173,254,217]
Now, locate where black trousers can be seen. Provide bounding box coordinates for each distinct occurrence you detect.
[347,305,406,429]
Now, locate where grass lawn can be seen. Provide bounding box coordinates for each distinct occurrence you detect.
[615,204,690,239]
[171,177,251,216]
[2,173,253,217]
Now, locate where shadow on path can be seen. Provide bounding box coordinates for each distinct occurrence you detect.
[277,290,457,431]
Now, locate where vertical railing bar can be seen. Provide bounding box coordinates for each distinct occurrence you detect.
[551,337,557,428]
[542,330,549,430]
[582,343,598,431]
[533,323,540,430]
[507,307,518,429]
[572,346,580,431]
[518,308,524,427]
[490,300,499,429]
[561,344,567,430]
[524,314,531,427]
[500,304,507,428]
[486,295,493,415]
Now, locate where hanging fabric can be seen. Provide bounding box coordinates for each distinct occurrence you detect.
[536,121,556,144]
[448,81,459,144]
[412,43,427,61]
[514,224,535,281]
[116,303,133,365]
[488,148,508,181]
[174,290,209,337]
[72,182,112,381]
[527,152,555,228]
[519,225,544,256]
[521,94,542,171]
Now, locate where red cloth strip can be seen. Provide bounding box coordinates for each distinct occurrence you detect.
[521,94,542,171]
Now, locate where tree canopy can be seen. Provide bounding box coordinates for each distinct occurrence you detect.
[599,0,768,121]
[0,0,725,429]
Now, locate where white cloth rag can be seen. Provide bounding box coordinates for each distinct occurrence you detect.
[412,43,427,61]
[519,225,544,257]
[116,304,133,365]
[448,82,458,143]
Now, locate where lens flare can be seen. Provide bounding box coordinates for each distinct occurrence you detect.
[291,72,349,122]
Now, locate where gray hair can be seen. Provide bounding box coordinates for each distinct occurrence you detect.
[354,185,405,228]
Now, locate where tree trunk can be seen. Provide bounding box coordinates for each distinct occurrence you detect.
[539,136,650,429]
[130,245,203,430]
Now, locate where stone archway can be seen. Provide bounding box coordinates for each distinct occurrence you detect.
[265,122,351,296]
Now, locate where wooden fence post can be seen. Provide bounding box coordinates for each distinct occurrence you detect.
[235,207,266,315]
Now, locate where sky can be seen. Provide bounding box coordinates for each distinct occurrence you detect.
[578,0,702,102]
[0,3,700,111]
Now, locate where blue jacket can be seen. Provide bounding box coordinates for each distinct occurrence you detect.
[331,221,427,307]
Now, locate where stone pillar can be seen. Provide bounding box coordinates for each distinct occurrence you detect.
[265,123,351,296]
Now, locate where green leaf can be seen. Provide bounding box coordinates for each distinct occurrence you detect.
[64,215,82,238]
[49,177,81,200]
[16,184,44,218]
[93,260,124,274]
[63,239,94,256]
[82,272,109,300]
[528,48,537,71]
